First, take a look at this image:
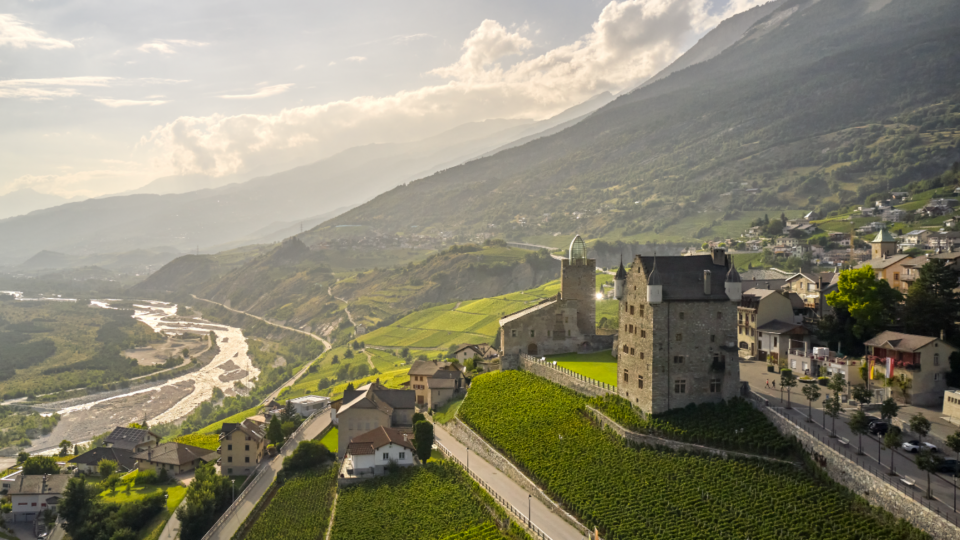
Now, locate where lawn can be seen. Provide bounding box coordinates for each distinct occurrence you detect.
[319,427,338,453]
[105,482,187,540]
[433,396,463,424]
[548,350,618,386]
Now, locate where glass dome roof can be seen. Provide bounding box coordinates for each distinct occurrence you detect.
[569,235,587,261]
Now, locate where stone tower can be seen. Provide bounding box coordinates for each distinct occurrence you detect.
[871,228,897,259]
[614,256,627,300]
[561,235,596,335]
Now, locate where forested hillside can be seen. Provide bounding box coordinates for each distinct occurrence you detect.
[308,0,960,245]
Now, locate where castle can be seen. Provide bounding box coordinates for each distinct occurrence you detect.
[500,236,742,414]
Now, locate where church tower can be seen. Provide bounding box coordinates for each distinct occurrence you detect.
[561,235,597,334]
[871,228,897,259]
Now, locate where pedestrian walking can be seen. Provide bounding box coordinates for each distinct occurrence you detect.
[772,380,776,389]
[765,379,770,388]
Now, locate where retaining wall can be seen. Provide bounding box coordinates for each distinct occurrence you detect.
[518,356,613,398]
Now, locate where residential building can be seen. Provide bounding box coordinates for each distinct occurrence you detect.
[882,208,906,222]
[756,320,813,372]
[451,343,498,362]
[334,381,415,458]
[7,474,70,522]
[132,442,218,475]
[1,470,19,493]
[944,389,960,425]
[104,426,161,453]
[864,331,957,406]
[287,395,330,417]
[783,272,838,313]
[615,249,741,414]
[408,360,465,409]
[856,253,912,291]
[776,237,801,247]
[891,192,910,200]
[71,447,136,475]
[784,222,817,236]
[340,426,417,483]
[219,419,267,476]
[901,230,931,246]
[737,288,796,361]
[927,231,960,251]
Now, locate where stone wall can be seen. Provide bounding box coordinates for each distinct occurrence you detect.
[519,355,614,398]
[444,418,592,537]
[747,397,960,540]
[586,405,794,465]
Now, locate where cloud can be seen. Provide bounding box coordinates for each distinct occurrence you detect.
[220,83,294,100]
[138,39,209,54]
[0,14,74,49]
[345,56,366,62]
[95,98,168,107]
[0,76,117,100]
[142,0,768,177]
[4,166,144,198]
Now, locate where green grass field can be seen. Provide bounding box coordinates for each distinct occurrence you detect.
[433,396,464,424]
[319,427,338,453]
[549,350,618,386]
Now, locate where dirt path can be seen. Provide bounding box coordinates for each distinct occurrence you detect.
[328,285,360,330]
[362,349,375,369]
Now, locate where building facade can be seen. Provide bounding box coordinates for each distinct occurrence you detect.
[132,442,217,475]
[7,475,69,522]
[335,381,415,458]
[737,288,795,360]
[408,360,464,409]
[865,331,957,407]
[219,419,266,476]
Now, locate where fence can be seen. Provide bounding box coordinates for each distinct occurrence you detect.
[436,441,599,540]
[200,407,329,540]
[520,354,615,394]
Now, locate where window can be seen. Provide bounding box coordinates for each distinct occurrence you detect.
[245,457,250,463]
[639,307,644,317]
[934,354,940,366]
[674,380,686,394]
[773,337,778,347]
[710,334,715,343]
[383,453,390,460]
[676,333,682,342]
[673,355,683,364]
[935,373,942,381]
[638,375,643,389]
[630,347,635,355]
[623,369,629,382]
[399,452,406,460]
[640,352,644,360]
[679,312,685,319]
[710,379,721,392]
[640,330,646,338]
[245,444,249,451]
[530,330,535,337]
[511,329,517,338]
[629,305,635,315]
[228,468,233,474]
[717,311,722,320]
[547,330,552,337]
[228,456,233,463]
[623,344,629,353]
[567,330,571,337]
[628,324,634,333]
[228,444,233,451]
[738,313,743,322]
[751,314,756,322]
[894,273,900,281]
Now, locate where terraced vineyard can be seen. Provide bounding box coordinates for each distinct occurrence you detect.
[330,461,497,540]
[439,523,507,540]
[460,371,928,540]
[244,465,337,540]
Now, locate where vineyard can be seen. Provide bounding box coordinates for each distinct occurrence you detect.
[439,523,506,540]
[173,433,220,451]
[588,394,797,458]
[330,461,496,540]
[459,371,929,540]
[243,465,337,540]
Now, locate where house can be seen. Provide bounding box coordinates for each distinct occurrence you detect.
[451,343,498,362]
[900,252,960,293]
[737,288,796,361]
[783,222,817,236]
[340,426,417,483]
[856,230,912,291]
[804,211,821,221]
[71,447,136,475]
[2,470,20,494]
[891,192,910,200]
[132,442,218,475]
[865,331,957,406]
[901,230,931,246]
[104,426,161,452]
[744,226,763,238]
[219,419,267,476]
[783,272,838,313]
[334,381,416,458]
[614,248,741,414]
[776,237,801,247]
[882,208,906,222]
[408,360,465,409]
[945,389,960,425]
[756,320,813,373]
[7,474,70,522]
[287,395,330,417]
[927,231,960,251]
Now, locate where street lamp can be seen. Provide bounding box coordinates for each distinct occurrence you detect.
[528,494,531,525]
[232,479,236,503]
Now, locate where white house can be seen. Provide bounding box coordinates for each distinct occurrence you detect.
[287,395,330,417]
[7,474,70,522]
[340,426,417,483]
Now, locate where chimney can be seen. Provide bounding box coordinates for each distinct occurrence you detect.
[941,329,945,341]
[704,270,712,295]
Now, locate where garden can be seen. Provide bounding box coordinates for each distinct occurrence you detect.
[459,371,929,540]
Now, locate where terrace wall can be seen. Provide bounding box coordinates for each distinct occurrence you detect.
[518,355,614,398]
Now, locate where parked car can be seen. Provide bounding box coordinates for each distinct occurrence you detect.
[902,440,938,453]
[936,459,960,475]
[868,421,889,436]
[864,415,881,426]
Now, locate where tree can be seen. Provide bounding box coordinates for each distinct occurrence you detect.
[59,477,94,530]
[281,421,296,439]
[847,409,870,455]
[176,463,233,540]
[412,412,426,425]
[104,472,122,493]
[59,439,72,457]
[827,372,846,397]
[780,369,797,408]
[851,385,873,408]
[915,449,944,499]
[802,384,821,422]
[16,450,29,464]
[948,351,960,388]
[947,430,960,463]
[344,349,354,359]
[909,413,932,445]
[98,459,118,477]
[824,395,842,437]
[281,400,296,422]
[345,382,355,392]
[22,456,60,475]
[826,266,903,339]
[282,440,334,474]
[883,426,903,475]
[267,416,284,447]
[331,354,340,364]
[903,259,960,341]
[413,420,434,464]
[880,397,900,422]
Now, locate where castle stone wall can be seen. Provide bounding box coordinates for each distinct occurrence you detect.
[560,258,596,334]
[518,355,614,398]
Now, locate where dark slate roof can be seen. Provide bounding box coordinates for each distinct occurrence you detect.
[72,447,136,471]
[637,254,731,301]
[8,475,70,496]
[220,419,265,443]
[742,279,786,292]
[104,427,158,451]
[615,259,627,280]
[132,442,218,466]
[756,320,808,334]
[726,263,741,283]
[346,426,415,456]
[341,382,415,415]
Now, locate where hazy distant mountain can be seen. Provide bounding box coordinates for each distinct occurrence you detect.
[17,247,182,274]
[115,173,244,196]
[0,94,614,265]
[0,189,85,220]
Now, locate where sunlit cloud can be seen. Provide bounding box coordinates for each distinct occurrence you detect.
[138,39,209,54]
[345,56,366,62]
[95,98,168,107]
[219,83,294,100]
[0,76,116,100]
[0,13,74,49]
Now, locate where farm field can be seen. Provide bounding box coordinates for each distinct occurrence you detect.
[244,465,338,540]
[319,427,338,453]
[548,350,618,386]
[459,371,928,540]
[329,461,497,540]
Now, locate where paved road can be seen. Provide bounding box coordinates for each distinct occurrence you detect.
[204,409,334,540]
[743,361,960,513]
[434,424,585,540]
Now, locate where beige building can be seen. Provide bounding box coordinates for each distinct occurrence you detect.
[783,272,838,312]
[615,249,742,414]
[856,253,912,292]
[864,331,957,407]
[132,442,217,475]
[219,419,266,476]
[944,389,960,425]
[737,288,796,361]
[408,360,464,409]
[451,344,497,362]
[334,381,415,458]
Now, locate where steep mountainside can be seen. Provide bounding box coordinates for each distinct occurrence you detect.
[310,0,960,244]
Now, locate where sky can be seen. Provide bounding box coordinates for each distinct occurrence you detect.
[0,0,767,200]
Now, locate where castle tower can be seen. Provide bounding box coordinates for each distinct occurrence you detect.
[614,256,627,300]
[871,228,896,259]
[725,258,742,302]
[561,235,597,334]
